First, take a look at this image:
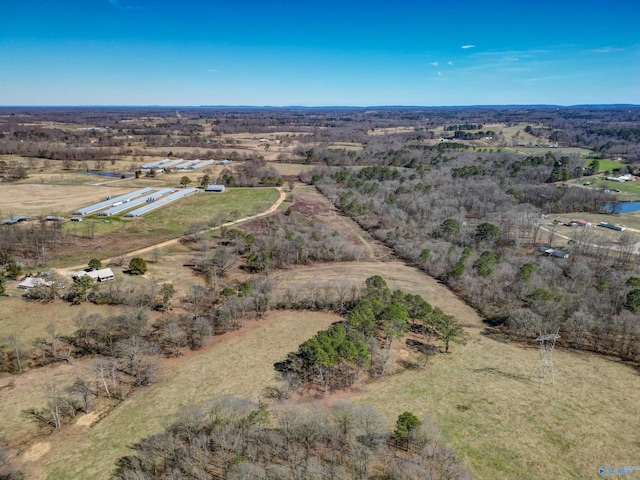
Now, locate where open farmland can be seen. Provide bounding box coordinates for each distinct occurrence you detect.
[125,187,280,236]
[269,262,640,480]
[45,187,280,266]
[0,184,134,215]
[18,311,341,480]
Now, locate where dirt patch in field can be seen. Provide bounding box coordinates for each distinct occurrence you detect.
[74,412,99,427]
[23,443,50,461]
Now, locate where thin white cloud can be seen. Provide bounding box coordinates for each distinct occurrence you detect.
[592,47,624,54]
[437,71,443,76]
[448,61,453,65]
[461,45,475,49]
[207,69,219,73]
[430,61,439,67]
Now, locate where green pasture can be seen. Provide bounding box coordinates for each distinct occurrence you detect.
[63,187,279,238]
[136,187,279,236]
[587,159,625,171]
[503,146,592,157]
[593,178,640,195]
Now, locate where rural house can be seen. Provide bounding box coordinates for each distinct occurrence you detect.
[73,267,115,282]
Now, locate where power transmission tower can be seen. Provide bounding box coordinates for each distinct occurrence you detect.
[529,330,560,388]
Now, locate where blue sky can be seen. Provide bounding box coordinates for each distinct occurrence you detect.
[1,0,638,106]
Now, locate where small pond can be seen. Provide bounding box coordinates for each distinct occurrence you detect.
[82,171,131,178]
[604,201,640,213]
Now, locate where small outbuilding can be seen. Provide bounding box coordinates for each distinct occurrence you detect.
[3,215,32,225]
[18,277,52,289]
[205,184,226,193]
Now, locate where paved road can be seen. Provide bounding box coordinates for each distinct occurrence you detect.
[56,187,286,274]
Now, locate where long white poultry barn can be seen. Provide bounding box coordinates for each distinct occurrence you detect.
[141,159,172,169]
[98,188,175,216]
[73,188,154,215]
[124,188,197,217]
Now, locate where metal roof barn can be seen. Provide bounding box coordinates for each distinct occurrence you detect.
[191,159,215,170]
[141,158,172,169]
[124,188,197,217]
[175,160,201,170]
[159,159,186,169]
[73,188,154,215]
[98,188,174,216]
[2,215,32,225]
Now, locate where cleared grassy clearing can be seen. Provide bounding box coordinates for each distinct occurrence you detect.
[546,210,640,232]
[326,142,364,151]
[588,159,625,171]
[503,146,592,156]
[358,330,640,480]
[0,359,95,446]
[33,310,340,480]
[594,179,640,195]
[270,261,640,480]
[265,162,316,176]
[49,187,281,267]
[0,296,109,343]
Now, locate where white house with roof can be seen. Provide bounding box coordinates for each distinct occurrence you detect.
[73,268,114,282]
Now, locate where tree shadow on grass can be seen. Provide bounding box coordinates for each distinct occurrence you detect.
[480,328,511,344]
[471,366,530,383]
[400,339,440,370]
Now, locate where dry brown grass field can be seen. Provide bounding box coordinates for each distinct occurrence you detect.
[368,126,417,135]
[0,184,133,215]
[17,310,340,480]
[265,162,316,176]
[0,358,96,447]
[0,295,112,343]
